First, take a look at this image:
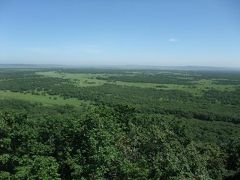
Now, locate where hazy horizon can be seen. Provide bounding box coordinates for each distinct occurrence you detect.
[0,0,240,67]
[0,63,240,71]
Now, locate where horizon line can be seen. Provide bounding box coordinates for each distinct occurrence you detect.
[0,63,240,71]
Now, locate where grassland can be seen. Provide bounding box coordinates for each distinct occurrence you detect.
[36,71,107,87]
[0,90,87,106]
[36,71,237,96]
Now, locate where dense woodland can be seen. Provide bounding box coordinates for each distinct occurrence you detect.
[0,68,240,179]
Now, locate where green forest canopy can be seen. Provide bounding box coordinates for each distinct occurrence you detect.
[0,68,240,179]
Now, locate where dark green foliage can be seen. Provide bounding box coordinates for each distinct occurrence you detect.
[1,70,240,124]
[97,73,195,85]
[226,138,240,171]
[0,106,239,179]
[0,69,240,179]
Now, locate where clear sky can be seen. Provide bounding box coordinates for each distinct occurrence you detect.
[0,0,240,67]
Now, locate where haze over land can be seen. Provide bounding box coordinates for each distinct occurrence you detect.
[0,0,240,67]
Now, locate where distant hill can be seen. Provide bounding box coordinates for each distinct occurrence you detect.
[0,64,65,68]
[0,64,239,71]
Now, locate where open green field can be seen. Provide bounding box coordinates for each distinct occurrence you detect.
[36,71,237,96]
[0,90,87,106]
[36,71,107,87]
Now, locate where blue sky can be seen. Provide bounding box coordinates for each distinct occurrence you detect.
[0,0,240,67]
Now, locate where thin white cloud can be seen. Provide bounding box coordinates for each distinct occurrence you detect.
[168,38,178,42]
